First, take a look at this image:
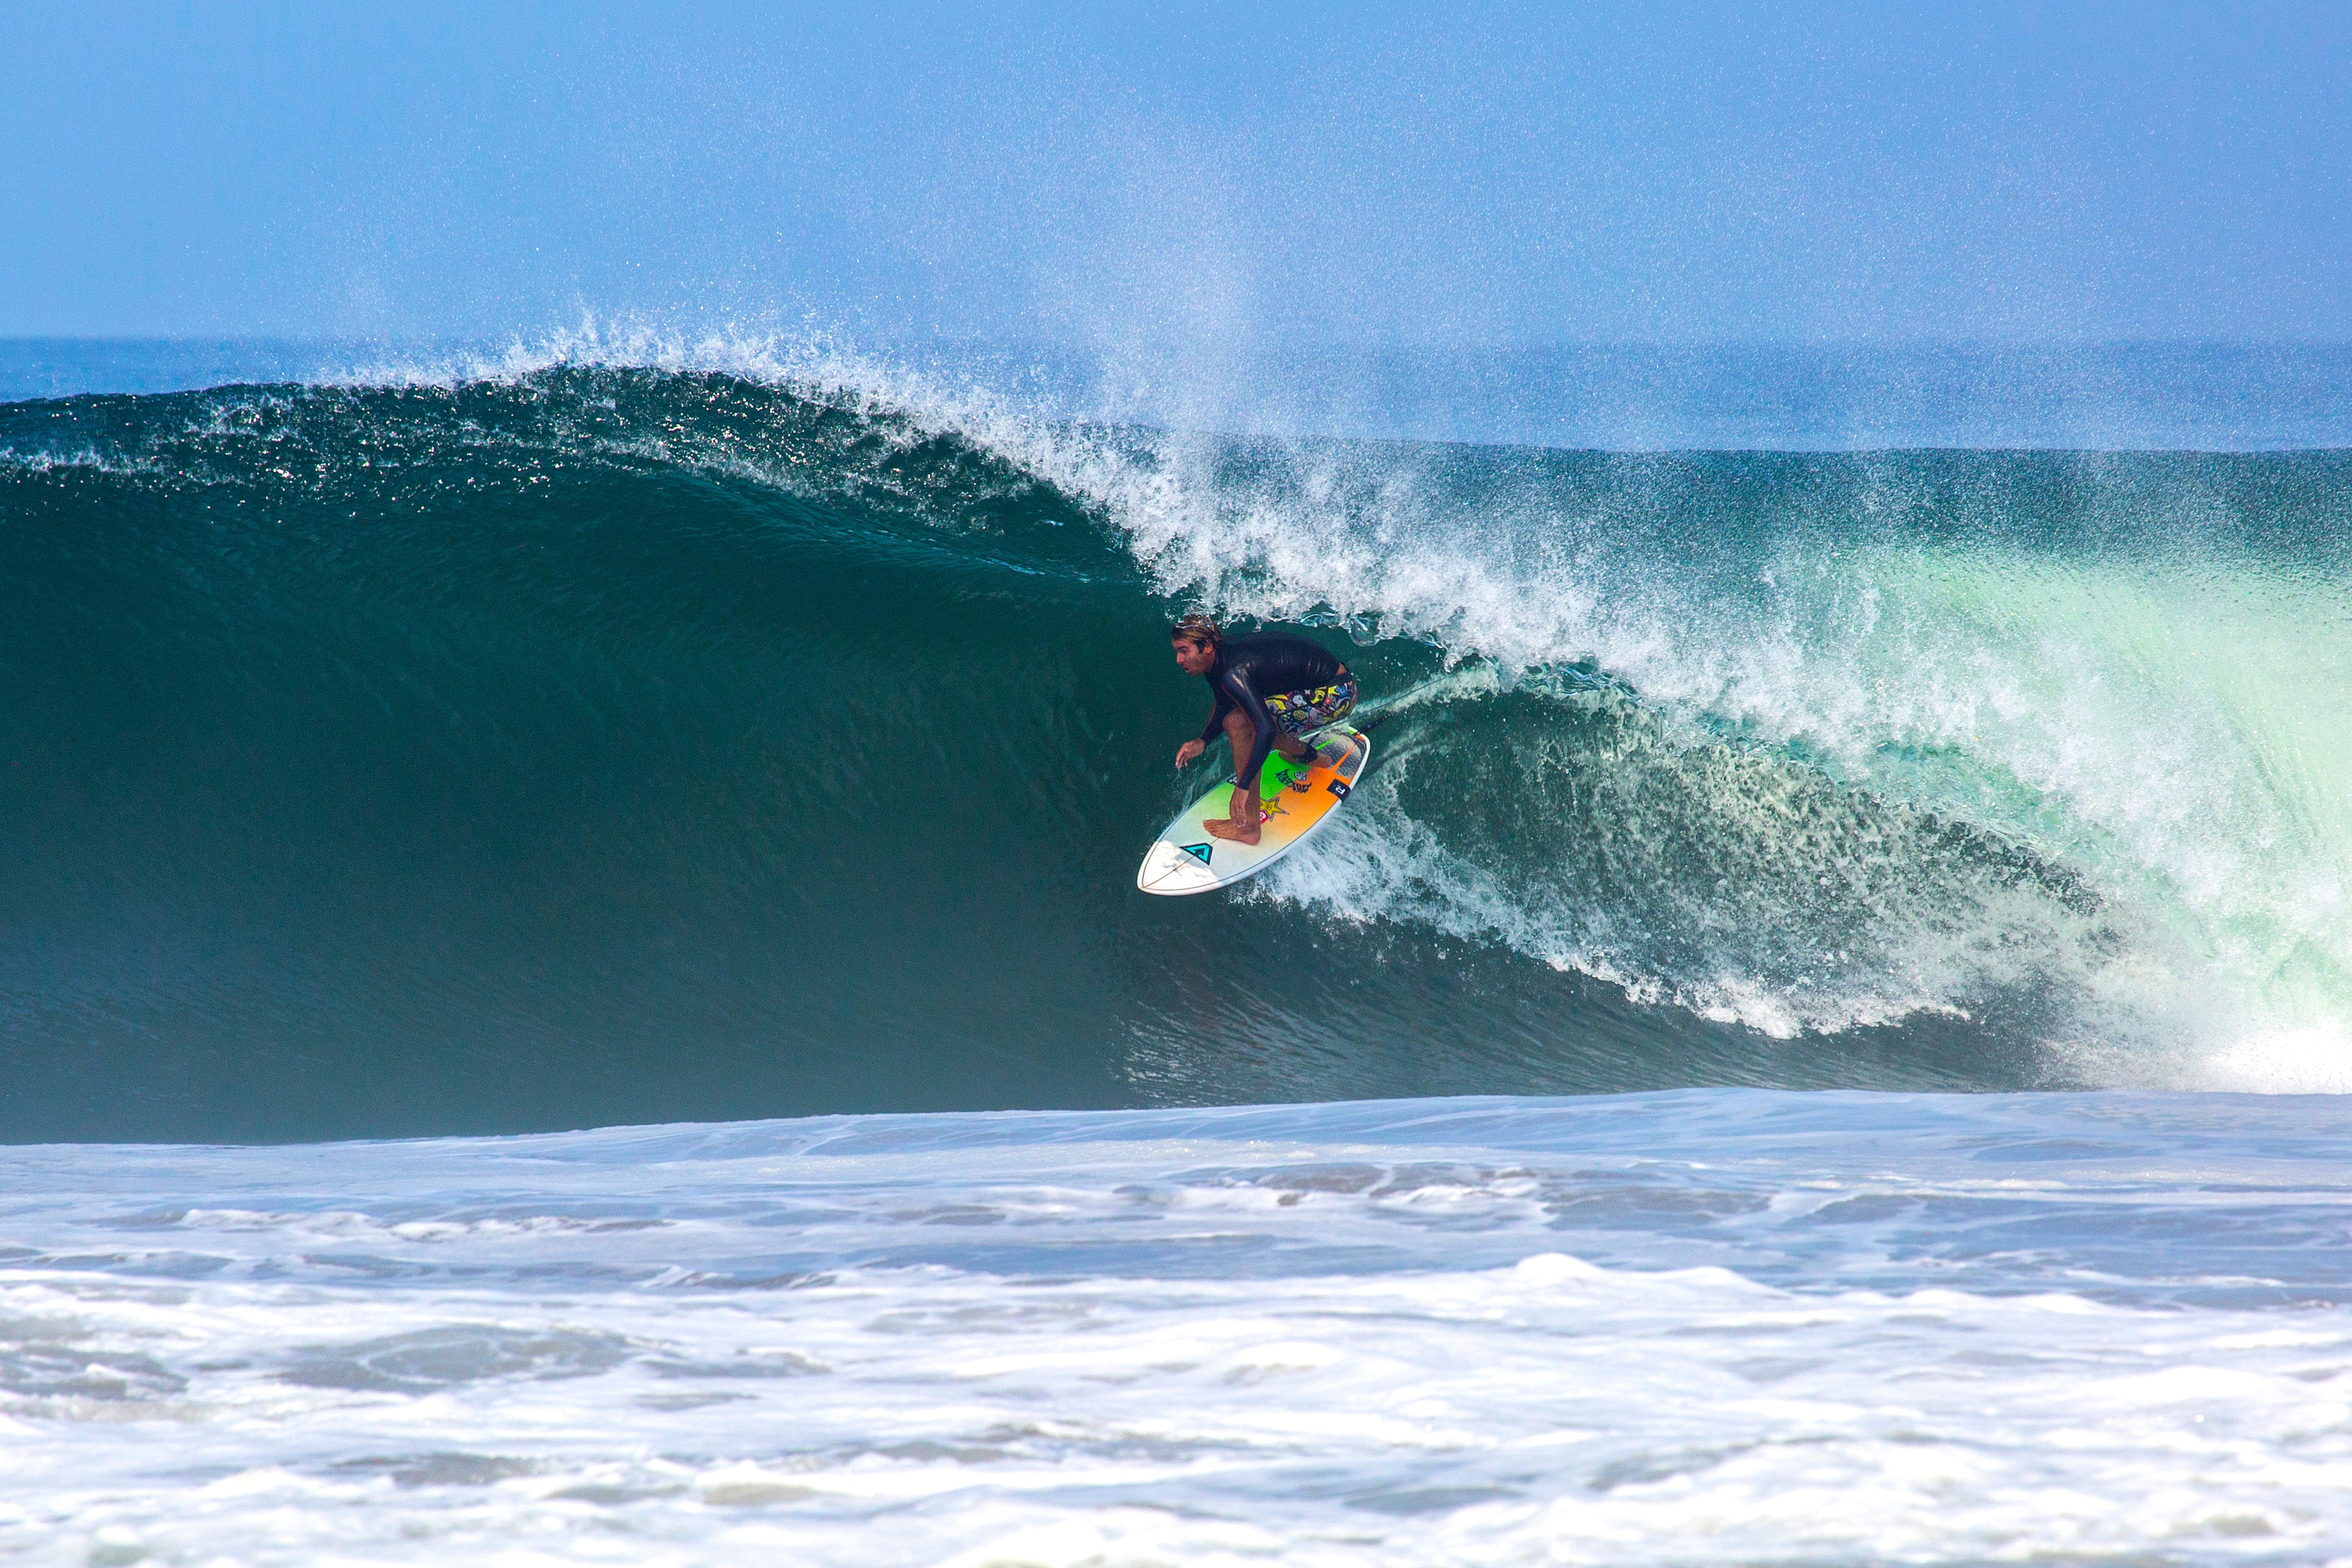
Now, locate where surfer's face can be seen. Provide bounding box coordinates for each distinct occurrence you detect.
[1173,636,1216,675]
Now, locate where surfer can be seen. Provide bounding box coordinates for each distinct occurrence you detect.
[1170,613,1357,846]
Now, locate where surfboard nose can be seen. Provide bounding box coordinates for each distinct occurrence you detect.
[1138,839,1220,895]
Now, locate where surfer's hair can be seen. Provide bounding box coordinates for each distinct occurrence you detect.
[1171,613,1221,648]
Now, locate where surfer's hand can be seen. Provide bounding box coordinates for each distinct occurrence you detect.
[1174,739,1205,769]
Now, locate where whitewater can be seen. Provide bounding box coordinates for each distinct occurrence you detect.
[6,334,2352,1563]
[11,1092,2352,1566]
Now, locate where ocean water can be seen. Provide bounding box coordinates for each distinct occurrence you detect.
[5,334,2352,1562]
[10,1092,2352,1566]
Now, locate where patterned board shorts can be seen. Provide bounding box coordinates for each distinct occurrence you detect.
[1262,679,1359,737]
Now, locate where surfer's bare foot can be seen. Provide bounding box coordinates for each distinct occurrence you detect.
[1205,816,1260,845]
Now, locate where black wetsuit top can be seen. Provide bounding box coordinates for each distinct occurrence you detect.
[1197,633,1350,789]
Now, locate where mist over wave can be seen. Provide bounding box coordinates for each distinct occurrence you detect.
[3,338,2349,1139]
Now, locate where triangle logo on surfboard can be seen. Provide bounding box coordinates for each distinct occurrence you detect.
[1179,843,1213,866]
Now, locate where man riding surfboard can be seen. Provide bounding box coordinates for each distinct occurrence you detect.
[1170,613,1358,846]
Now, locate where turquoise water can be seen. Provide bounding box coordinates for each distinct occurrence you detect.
[7,336,2352,1565]
[6,348,2352,1138]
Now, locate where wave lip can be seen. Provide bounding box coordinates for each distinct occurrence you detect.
[18,334,2352,450]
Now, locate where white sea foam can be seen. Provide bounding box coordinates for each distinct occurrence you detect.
[3,1092,2351,1566]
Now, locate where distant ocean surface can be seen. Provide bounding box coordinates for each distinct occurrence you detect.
[4,334,2351,1563]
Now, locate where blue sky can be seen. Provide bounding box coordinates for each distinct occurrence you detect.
[5,1,2347,345]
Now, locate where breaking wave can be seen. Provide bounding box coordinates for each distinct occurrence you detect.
[5,342,2349,1138]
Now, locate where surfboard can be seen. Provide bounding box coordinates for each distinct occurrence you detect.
[1136,725,1370,896]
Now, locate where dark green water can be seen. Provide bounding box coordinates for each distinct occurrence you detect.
[5,368,2349,1139]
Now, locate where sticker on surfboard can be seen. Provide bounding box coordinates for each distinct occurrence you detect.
[1136,725,1370,896]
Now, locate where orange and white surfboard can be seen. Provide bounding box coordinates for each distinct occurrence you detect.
[1136,726,1371,895]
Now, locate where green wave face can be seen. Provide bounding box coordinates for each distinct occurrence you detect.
[1784,538,2352,1085]
[2,368,2346,1140]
